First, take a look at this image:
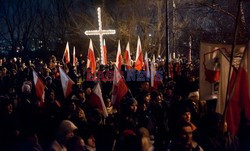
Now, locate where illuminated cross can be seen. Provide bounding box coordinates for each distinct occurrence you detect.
[85,7,116,64]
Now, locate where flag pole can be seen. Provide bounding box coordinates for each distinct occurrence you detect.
[221,0,242,130]
[165,0,169,81]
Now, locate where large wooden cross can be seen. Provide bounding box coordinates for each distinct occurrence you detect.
[85,7,116,64]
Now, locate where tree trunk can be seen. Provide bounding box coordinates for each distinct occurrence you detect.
[157,0,163,56]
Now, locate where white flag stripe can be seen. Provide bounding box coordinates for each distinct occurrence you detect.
[93,83,108,117]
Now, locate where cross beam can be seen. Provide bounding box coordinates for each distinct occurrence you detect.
[85,7,116,64]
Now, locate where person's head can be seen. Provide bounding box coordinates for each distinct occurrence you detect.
[67,136,86,151]
[141,82,150,91]
[17,57,22,63]
[1,97,14,115]
[77,89,85,100]
[46,89,55,101]
[138,102,147,112]
[86,134,95,148]
[104,97,112,108]
[68,101,77,113]
[83,131,96,149]
[138,127,153,151]
[6,101,13,114]
[165,86,174,96]
[151,91,163,104]
[85,87,92,96]
[22,83,32,94]
[57,120,78,142]
[176,121,193,145]
[1,67,8,76]
[179,107,191,122]
[45,76,52,86]
[188,91,199,102]
[51,67,57,74]
[128,98,138,113]
[75,107,87,122]
[143,93,151,104]
[181,111,191,123]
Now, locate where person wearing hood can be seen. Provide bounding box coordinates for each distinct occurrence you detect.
[49,120,78,151]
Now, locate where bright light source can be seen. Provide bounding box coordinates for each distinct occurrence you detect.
[84,7,116,65]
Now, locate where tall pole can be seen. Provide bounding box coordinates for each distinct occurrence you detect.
[222,0,242,127]
[165,0,169,78]
[173,0,176,60]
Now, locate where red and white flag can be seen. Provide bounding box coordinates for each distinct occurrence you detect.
[124,42,131,69]
[150,55,162,89]
[226,41,250,136]
[203,49,221,83]
[144,52,150,79]
[116,40,123,70]
[63,41,70,64]
[59,67,75,98]
[73,46,77,66]
[168,61,174,78]
[135,36,144,71]
[87,39,96,73]
[103,39,108,65]
[88,83,108,117]
[111,67,128,106]
[32,70,45,103]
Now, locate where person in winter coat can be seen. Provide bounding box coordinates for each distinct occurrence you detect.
[49,120,78,151]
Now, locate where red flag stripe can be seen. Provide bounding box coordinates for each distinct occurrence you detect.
[87,39,96,73]
[116,40,122,69]
[226,41,250,136]
[135,36,144,71]
[63,42,70,64]
[124,42,131,69]
[111,67,128,106]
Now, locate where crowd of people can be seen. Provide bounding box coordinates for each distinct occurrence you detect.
[0,55,241,151]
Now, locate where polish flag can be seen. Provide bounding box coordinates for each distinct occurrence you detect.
[150,55,162,89]
[135,36,144,71]
[124,42,131,69]
[144,52,150,79]
[168,62,174,78]
[103,39,108,65]
[59,67,75,98]
[226,42,250,136]
[116,40,123,70]
[73,46,77,66]
[87,39,96,73]
[88,83,108,117]
[63,42,70,64]
[32,70,45,104]
[111,67,128,106]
